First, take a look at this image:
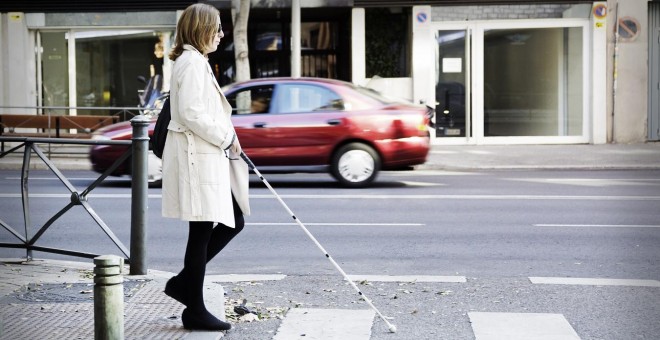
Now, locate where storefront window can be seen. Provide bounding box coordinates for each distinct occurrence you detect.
[483,27,583,137]
[40,29,173,117]
[247,21,340,80]
[41,32,69,115]
[365,7,409,78]
[73,30,173,115]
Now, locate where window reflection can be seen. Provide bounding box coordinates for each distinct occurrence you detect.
[228,86,275,115]
[483,27,583,137]
[40,29,173,117]
[249,21,339,79]
[277,84,342,113]
[41,32,69,116]
[73,30,173,116]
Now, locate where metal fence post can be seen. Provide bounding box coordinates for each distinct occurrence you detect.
[130,115,149,275]
[94,255,124,340]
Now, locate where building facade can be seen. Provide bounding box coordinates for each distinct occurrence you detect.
[0,0,656,145]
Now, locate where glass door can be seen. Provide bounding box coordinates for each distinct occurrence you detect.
[434,29,470,140]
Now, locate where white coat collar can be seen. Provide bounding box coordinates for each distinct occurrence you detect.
[181,44,222,93]
[183,44,205,58]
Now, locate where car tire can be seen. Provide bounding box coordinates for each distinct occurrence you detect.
[330,143,380,188]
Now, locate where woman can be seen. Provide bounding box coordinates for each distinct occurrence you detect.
[161,3,250,331]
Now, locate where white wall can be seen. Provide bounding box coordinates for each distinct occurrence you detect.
[591,2,608,144]
[411,6,434,106]
[0,14,4,108]
[0,12,36,113]
[351,8,366,86]
[608,0,648,143]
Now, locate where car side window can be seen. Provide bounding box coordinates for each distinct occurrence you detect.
[276,84,343,113]
[226,85,274,115]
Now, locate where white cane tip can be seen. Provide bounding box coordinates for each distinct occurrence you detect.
[388,324,397,333]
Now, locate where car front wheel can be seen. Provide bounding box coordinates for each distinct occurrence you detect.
[331,143,380,188]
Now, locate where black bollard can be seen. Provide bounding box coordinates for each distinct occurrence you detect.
[130,115,150,275]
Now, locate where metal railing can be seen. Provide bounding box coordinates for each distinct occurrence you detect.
[0,115,150,275]
[0,105,159,158]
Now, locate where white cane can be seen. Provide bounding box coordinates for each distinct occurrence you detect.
[240,152,397,333]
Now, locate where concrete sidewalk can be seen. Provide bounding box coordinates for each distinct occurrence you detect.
[0,258,228,339]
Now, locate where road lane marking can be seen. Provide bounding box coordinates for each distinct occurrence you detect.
[469,312,581,340]
[397,181,443,187]
[386,169,481,176]
[529,277,660,287]
[535,224,660,228]
[247,223,424,227]
[0,193,164,198]
[510,178,660,187]
[249,194,660,201]
[348,275,466,283]
[1,193,659,201]
[4,177,111,181]
[206,274,286,282]
[273,308,374,340]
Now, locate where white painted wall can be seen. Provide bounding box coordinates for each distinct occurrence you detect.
[608,0,649,143]
[591,2,608,144]
[351,8,366,86]
[411,6,434,106]
[0,12,36,113]
[362,77,413,102]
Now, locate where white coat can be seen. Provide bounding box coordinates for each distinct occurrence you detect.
[161,45,250,227]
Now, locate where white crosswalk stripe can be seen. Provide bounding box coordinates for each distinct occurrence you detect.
[348,274,466,283]
[273,308,375,340]
[469,312,581,340]
[529,277,660,287]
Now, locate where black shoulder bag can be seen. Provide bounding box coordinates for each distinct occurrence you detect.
[151,97,171,159]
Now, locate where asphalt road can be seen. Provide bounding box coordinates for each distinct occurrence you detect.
[1,168,659,339]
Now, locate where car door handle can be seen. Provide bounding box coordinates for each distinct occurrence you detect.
[326,119,341,126]
[253,122,267,128]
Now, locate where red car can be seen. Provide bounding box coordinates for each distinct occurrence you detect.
[90,77,433,187]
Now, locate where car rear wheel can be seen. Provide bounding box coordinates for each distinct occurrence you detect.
[331,143,380,188]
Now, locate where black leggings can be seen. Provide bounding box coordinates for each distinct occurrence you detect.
[181,195,244,312]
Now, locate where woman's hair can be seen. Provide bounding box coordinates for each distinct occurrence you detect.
[169,3,220,61]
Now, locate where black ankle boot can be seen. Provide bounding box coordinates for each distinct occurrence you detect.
[164,276,187,305]
[181,308,231,331]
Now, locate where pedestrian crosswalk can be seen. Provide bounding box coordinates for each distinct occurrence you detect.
[207,274,660,340]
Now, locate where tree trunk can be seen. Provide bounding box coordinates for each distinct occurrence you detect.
[233,0,251,82]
